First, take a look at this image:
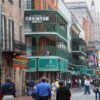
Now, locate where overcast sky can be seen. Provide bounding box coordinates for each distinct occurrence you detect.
[64,0,100,11]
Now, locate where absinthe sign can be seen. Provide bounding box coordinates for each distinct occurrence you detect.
[25,15,49,23]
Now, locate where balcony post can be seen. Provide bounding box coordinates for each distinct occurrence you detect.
[58,58,61,80]
[35,36,40,56]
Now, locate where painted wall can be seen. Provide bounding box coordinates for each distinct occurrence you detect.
[34,0,58,10]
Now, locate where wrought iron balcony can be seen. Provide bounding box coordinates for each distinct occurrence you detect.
[24,23,67,40]
[72,38,87,56]
[46,46,68,60]
[26,46,68,60]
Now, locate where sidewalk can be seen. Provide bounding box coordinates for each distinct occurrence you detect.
[15,88,81,100]
[15,96,32,100]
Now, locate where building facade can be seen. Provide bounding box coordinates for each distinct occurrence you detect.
[24,0,93,82]
[66,1,93,45]
[1,0,25,95]
[90,0,100,49]
[90,0,100,69]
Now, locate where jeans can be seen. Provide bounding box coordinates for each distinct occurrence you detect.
[38,96,49,100]
[84,85,90,94]
[95,90,100,100]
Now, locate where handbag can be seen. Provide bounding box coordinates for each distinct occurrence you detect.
[93,86,98,92]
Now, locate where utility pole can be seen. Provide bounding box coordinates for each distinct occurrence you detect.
[0,1,2,87]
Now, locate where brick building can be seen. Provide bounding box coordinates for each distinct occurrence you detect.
[1,0,25,95]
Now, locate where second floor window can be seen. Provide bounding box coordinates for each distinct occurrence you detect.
[8,0,13,4]
[24,0,31,10]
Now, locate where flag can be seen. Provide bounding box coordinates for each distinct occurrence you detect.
[89,52,98,67]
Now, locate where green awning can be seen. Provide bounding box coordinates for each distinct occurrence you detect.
[26,58,37,72]
[59,59,68,72]
[26,57,68,72]
[38,58,59,71]
[81,66,87,75]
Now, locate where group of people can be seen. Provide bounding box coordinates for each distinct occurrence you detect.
[0,77,71,100]
[2,76,100,100]
[26,77,71,100]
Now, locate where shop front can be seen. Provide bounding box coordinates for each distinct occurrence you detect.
[26,57,68,82]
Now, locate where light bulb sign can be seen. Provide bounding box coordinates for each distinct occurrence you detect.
[25,15,49,23]
[13,56,29,69]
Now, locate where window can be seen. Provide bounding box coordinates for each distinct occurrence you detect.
[43,0,46,9]
[24,0,31,10]
[2,14,7,50]
[2,0,4,3]
[24,21,32,32]
[19,25,22,42]
[8,19,14,51]
[19,0,21,8]
[8,0,13,4]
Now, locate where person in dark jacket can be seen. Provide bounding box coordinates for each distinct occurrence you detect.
[56,80,71,100]
[1,77,16,100]
[93,79,100,100]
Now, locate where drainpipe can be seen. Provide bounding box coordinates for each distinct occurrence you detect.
[0,1,2,87]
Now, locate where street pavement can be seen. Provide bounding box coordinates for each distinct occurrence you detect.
[71,90,95,100]
[15,89,96,100]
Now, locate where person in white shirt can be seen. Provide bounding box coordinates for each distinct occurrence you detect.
[84,77,91,94]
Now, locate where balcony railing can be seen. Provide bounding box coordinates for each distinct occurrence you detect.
[24,23,67,40]
[72,46,87,54]
[68,57,76,65]
[46,46,68,60]
[68,57,87,66]
[26,46,68,60]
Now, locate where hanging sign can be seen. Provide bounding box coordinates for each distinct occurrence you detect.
[13,56,29,69]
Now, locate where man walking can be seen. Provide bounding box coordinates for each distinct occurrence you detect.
[56,80,71,100]
[1,77,16,100]
[84,77,91,94]
[35,77,51,100]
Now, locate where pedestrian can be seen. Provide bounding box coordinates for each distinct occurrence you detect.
[0,84,2,100]
[93,79,100,100]
[35,77,51,100]
[84,77,91,94]
[28,80,36,98]
[56,80,71,100]
[51,80,57,96]
[55,79,59,89]
[1,77,16,100]
[79,78,82,89]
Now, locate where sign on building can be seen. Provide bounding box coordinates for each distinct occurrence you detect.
[25,15,49,23]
